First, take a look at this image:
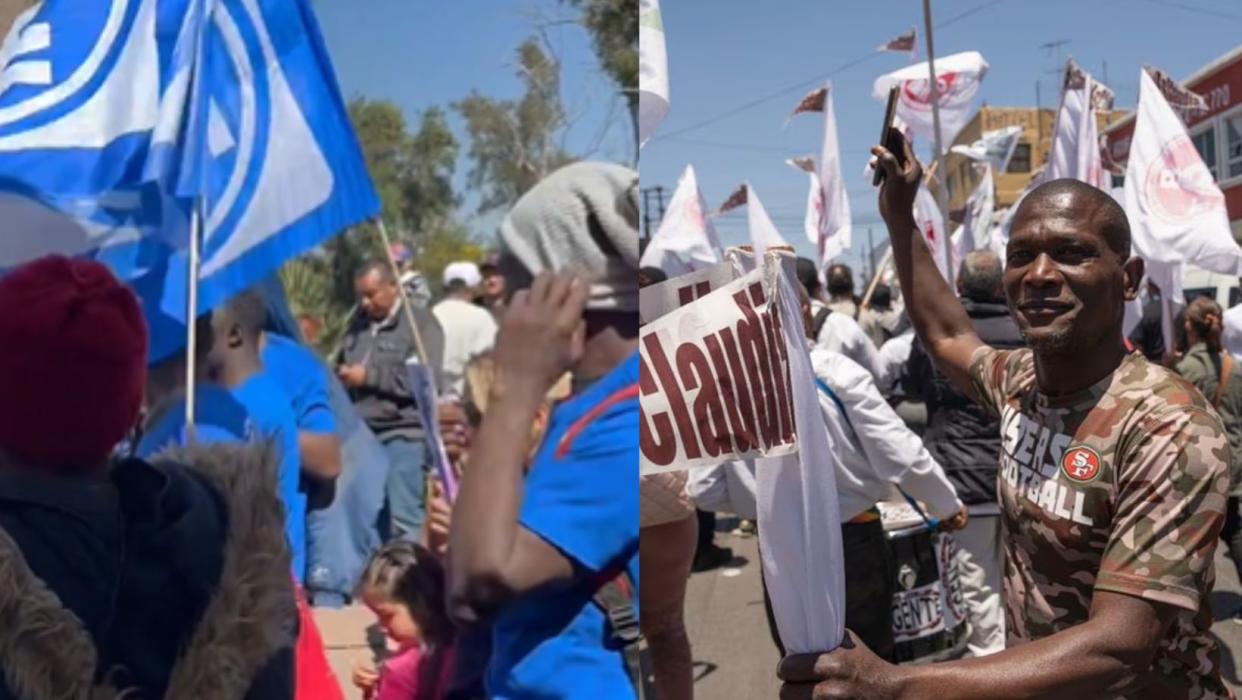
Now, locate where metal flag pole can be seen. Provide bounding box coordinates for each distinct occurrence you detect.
[184,203,202,435]
[922,0,955,279]
[375,218,434,390]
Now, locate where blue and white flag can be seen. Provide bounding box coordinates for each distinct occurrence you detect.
[0,0,378,322]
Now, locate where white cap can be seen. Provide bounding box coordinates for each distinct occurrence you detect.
[442,261,482,288]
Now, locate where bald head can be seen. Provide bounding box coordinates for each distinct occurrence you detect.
[1011,179,1131,259]
[957,250,1003,303]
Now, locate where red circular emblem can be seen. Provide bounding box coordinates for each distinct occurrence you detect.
[1061,446,1102,483]
[1142,134,1225,225]
[901,72,961,110]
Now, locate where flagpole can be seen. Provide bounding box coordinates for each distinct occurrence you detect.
[922,0,954,279]
[375,218,434,392]
[184,203,202,435]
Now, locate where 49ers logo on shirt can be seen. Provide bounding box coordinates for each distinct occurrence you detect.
[1061,446,1103,484]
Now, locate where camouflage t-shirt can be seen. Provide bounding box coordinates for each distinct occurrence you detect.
[971,347,1231,699]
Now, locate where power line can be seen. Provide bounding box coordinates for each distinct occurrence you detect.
[649,0,1013,143]
[1134,0,1242,21]
[661,135,875,155]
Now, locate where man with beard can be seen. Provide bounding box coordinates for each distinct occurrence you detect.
[778,133,1231,698]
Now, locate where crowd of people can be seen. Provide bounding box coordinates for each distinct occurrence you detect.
[0,160,640,700]
[640,130,1242,700]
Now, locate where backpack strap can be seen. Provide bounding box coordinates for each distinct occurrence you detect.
[591,567,643,698]
[811,307,832,340]
[1214,354,1235,409]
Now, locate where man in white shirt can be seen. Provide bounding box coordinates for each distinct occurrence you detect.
[432,262,499,398]
[796,258,884,385]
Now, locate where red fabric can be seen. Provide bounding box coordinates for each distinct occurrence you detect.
[294,586,346,700]
[0,255,147,471]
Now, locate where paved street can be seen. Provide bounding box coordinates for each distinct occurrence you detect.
[316,518,1242,699]
[680,520,1242,699]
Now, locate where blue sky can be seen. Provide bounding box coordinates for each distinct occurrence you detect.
[641,0,1242,282]
[312,0,633,239]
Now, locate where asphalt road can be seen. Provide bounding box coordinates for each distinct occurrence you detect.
[677,519,1242,699]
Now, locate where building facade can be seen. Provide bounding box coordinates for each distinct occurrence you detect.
[1103,45,1242,243]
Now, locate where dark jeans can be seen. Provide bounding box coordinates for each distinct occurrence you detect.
[1222,496,1242,584]
[696,508,716,555]
[761,517,896,661]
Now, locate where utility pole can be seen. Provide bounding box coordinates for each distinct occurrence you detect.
[639,185,668,246]
[921,0,954,278]
[655,185,667,219]
[641,187,653,243]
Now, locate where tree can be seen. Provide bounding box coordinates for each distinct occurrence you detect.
[454,39,576,215]
[562,0,638,135]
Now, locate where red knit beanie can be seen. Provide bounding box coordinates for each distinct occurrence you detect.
[0,255,148,472]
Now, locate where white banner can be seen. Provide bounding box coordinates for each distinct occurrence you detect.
[640,165,723,277]
[639,258,736,325]
[961,163,996,252]
[638,0,669,148]
[639,263,798,475]
[872,51,989,149]
[747,183,792,256]
[1123,68,1242,276]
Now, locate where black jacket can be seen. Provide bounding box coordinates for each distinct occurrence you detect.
[337,301,446,440]
[906,300,1025,507]
[0,443,296,700]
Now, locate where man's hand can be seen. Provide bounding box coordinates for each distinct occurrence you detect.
[493,271,588,401]
[941,506,969,532]
[778,631,907,700]
[872,127,923,227]
[337,364,367,388]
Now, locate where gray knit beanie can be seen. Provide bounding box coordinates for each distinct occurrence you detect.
[498,161,640,312]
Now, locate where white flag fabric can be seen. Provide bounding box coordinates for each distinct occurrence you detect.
[913,184,953,282]
[950,126,1023,174]
[638,0,669,148]
[724,248,845,655]
[640,165,723,276]
[1123,68,1242,277]
[747,184,792,256]
[815,84,853,269]
[872,51,989,149]
[787,159,824,261]
[1045,61,1111,189]
[960,163,996,251]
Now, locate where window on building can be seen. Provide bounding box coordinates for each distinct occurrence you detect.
[1008,143,1031,173]
[1191,127,1218,180]
[1225,114,1242,179]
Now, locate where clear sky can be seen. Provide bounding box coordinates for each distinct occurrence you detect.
[311,0,633,239]
[640,0,1242,284]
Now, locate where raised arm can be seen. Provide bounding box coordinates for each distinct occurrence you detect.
[873,132,985,402]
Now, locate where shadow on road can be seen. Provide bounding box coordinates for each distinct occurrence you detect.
[1214,591,1242,685]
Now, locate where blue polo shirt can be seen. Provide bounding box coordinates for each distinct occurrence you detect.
[233,374,307,583]
[261,333,336,435]
[487,352,640,700]
[136,385,252,456]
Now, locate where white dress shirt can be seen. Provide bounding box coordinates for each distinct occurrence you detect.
[810,346,962,523]
[810,299,884,385]
[877,329,916,396]
[432,297,499,397]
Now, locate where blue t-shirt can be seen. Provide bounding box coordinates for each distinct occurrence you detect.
[233,374,307,584]
[488,353,640,700]
[261,333,337,435]
[136,385,252,456]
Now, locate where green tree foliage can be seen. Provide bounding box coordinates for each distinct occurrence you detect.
[562,0,638,108]
[454,39,576,214]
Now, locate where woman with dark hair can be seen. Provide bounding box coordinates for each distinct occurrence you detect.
[1176,296,1242,617]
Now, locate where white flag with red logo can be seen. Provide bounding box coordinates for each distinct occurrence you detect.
[638,0,669,148]
[1046,60,1111,189]
[791,83,853,275]
[913,183,953,282]
[1123,68,1242,276]
[640,165,723,276]
[872,51,988,149]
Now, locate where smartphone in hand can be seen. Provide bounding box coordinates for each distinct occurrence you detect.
[873,85,907,186]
